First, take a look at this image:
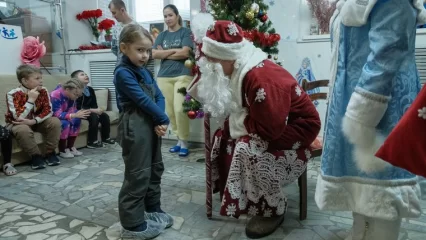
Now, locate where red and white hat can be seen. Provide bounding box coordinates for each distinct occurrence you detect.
[201,20,247,61]
[375,85,426,178]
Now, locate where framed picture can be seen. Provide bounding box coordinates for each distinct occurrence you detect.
[149,22,164,42]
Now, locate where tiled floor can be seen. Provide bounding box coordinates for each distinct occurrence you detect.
[0,142,425,240]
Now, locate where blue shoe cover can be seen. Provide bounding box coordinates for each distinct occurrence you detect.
[121,220,166,239]
[145,211,174,228]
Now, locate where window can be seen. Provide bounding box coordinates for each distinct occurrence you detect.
[135,0,164,23]
[172,0,190,21]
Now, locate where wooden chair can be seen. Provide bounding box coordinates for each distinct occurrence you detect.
[298,79,329,221]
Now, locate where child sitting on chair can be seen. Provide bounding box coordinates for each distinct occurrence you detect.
[6,64,61,170]
[72,70,115,148]
[50,78,91,158]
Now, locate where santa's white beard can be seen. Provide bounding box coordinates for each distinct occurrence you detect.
[197,57,237,120]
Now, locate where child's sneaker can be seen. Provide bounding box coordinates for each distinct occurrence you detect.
[45,152,60,166]
[31,155,46,170]
[59,149,74,159]
[87,141,104,149]
[103,138,115,145]
[69,147,83,156]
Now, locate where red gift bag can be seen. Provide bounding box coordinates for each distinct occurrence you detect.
[375,85,426,178]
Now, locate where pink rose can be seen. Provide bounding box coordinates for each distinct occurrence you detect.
[21,36,46,67]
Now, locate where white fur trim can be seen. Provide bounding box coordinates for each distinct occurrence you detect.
[328,1,343,102]
[315,174,421,220]
[202,37,247,61]
[342,89,391,173]
[340,0,378,27]
[414,0,426,25]
[342,115,391,173]
[191,13,215,43]
[229,108,249,139]
[227,43,268,139]
[346,89,389,128]
[339,0,426,27]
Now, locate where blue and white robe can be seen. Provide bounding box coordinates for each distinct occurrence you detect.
[315,0,426,220]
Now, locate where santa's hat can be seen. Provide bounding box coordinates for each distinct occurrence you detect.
[201,20,248,61]
[375,85,426,178]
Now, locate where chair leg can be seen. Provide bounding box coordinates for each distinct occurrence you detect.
[298,169,307,221]
[204,116,213,219]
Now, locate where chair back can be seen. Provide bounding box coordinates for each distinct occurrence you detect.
[301,79,329,101]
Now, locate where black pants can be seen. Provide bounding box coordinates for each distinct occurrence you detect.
[117,109,164,228]
[1,135,12,165]
[87,112,110,143]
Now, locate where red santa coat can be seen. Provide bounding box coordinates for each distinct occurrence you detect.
[210,60,321,218]
[376,85,426,178]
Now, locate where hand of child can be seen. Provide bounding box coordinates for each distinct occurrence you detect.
[75,109,91,119]
[27,88,40,103]
[155,125,167,137]
[12,117,36,126]
[96,108,104,115]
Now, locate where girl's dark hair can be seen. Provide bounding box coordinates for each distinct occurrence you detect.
[119,24,153,45]
[164,4,183,27]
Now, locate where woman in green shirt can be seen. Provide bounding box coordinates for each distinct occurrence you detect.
[152,4,193,157]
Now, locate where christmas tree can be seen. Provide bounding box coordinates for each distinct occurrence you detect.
[209,0,280,57]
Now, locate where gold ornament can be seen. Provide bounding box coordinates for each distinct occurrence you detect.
[245,11,255,20]
[274,56,278,60]
[184,59,194,69]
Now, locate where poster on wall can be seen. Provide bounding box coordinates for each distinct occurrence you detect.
[295,57,319,106]
[0,24,23,74]
[150,23,164,42]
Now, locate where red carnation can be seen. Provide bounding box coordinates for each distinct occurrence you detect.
[76,9,103,41]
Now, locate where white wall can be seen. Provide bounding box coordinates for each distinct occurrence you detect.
[268,0,331,136]
[62,0,98,49]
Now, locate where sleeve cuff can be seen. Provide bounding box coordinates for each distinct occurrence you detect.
[345,88,389,128]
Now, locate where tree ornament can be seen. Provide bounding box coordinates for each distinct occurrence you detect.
[257,10,264,18]
[245,11,255,20]
[268,54,272,59]
[274,56,278,60]
[261,14,269,22]
[184,59,194,69]
[187,111,197,119]
[250,3,260,14]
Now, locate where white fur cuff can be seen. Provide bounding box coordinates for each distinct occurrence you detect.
[342,116,390,173]
[345,89,389,128]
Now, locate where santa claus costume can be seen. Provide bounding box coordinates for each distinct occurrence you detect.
[188,18,321,239]
[315,0,426,239]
